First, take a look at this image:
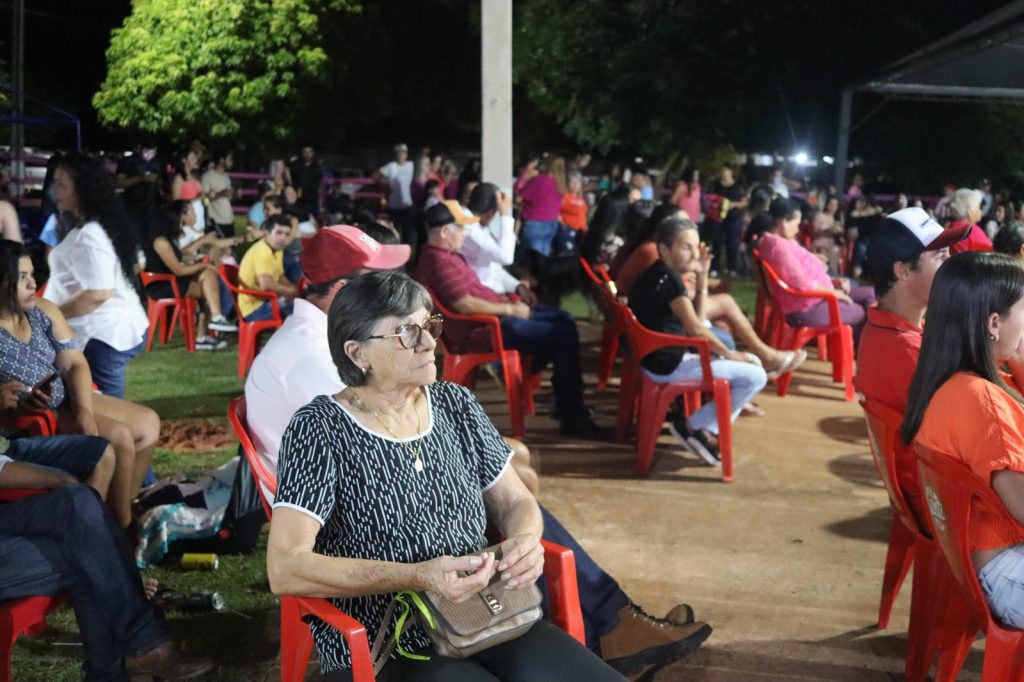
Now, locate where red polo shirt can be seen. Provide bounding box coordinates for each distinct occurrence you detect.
[856,305,925,523]
[855,307,922,412]
[416,245,506,353]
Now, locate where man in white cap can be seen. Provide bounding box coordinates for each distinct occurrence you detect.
[856,206,968,520]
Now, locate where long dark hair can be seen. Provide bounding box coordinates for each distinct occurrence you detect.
[58,153,143,299]
[901,251,1024,444]
[154,201,191,242]
[0,239,29,313]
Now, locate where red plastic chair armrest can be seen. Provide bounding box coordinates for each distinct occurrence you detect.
[293,597,374,675]
[540,540,585,644]
[0,488,49,502]
[140,271,184,299]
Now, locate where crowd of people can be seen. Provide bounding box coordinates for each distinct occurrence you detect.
[3,136,1024,680]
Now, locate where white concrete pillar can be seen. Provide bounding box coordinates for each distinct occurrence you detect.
[481,0,514,193]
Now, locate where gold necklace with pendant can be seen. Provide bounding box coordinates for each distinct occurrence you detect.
[350,390,425,473]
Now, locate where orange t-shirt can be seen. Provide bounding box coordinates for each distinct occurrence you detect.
[915,371,1024,551]
[559,192,588,231]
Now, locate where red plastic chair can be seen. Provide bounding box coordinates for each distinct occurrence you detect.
[426,292,537,440]
[226,396,585,681]
[218,264,284,378]
[139,271,198,353]
[915,444,1024,681]
[579,257,623,391]
[610,299,735,482]
[0,412,56,438]
[752,249,855,401]
[0,487,66,682]
[862,400,967,681]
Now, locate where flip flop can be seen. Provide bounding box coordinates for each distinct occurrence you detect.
[765,349,808,381]
[740,402,766,417]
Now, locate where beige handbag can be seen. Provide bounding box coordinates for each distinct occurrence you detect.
[371,544,542,674]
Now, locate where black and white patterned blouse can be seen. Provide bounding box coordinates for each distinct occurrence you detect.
[273,381,513,673]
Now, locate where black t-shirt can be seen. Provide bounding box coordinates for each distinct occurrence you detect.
[289,160,323,209]
[629,259,694,375]
[745,211,773,246]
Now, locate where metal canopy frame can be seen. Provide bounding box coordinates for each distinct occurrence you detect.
[835,1,1024,192]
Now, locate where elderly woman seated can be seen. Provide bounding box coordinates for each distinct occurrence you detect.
[266,271,623,681]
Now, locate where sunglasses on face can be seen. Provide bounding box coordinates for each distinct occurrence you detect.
[366,314,443,349]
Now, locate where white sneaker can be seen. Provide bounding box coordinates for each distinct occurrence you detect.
[208,316,238,333]
[196,336,228,351]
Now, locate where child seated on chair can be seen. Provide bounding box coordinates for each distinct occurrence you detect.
[628,218,805,465]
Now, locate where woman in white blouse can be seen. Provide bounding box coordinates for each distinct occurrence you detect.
[44,153,150,400]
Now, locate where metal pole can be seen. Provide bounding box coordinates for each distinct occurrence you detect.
[11,0,25,200]
[481,0,514,194]
[834,88,852,198]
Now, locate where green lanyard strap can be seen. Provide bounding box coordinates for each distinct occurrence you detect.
[392,590,435,661]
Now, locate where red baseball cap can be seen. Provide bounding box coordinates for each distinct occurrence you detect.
[300,225,410,284]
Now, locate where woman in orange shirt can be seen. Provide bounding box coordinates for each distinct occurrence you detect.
[903,251,1024,627]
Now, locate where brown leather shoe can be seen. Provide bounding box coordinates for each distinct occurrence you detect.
[600,603,711,674]
[126,641,215,680]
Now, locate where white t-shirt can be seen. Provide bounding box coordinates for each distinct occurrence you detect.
[201,169,234,225]
[244,299,345,501]
[44,221,148,351]
[460,211,519,294]
[378,160,413,209]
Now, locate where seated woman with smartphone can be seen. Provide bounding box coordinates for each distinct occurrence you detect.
[147,202,240,350]
[0,239,158,526]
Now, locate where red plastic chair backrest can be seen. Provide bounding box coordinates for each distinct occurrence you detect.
[861,399,926,536]
[915,443,1013,625]
[227,396,276,522]
[755,247,842,327]
[218,263,242,294]
[609,298,714,381]
[426,289,505,356]
[139,271,184,300]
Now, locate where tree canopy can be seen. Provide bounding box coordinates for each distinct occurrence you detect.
[93,0,358,142]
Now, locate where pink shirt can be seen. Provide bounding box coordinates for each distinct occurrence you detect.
[675,181,701,221]
[757,232,832,315]
[519,175,562,221]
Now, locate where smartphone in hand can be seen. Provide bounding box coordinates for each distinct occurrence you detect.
[31,372,59,394]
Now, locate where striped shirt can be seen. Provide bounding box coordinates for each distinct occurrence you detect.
[273,382,513,673]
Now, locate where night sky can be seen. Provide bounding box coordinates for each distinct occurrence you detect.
[3,0,1018,158]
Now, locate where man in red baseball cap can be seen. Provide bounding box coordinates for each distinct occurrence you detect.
[245,226,410,479]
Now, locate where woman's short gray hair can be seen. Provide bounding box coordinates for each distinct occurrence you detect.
[948,188,983,221]
[327,270,433,387]
[654,217,698,248]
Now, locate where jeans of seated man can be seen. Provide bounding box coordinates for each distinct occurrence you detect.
[243,298,294,322]
[499,307,586,422]
[536,506,629,652]
[0,485,168,681]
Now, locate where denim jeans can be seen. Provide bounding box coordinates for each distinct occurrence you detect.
[500,307,585,420]
[0,485,168,681]
[537,506,629,652]
[244,298,294,322]
[643,355,767,434]
[522,220,559,256]
[82,337,145,400]
[980,543,1024,628]
[283,252,303,284]
[7,434,109,480]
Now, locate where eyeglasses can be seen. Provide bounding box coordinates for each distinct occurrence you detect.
[366,315,443,349]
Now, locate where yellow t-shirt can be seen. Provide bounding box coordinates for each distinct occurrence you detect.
[237,239,283,318]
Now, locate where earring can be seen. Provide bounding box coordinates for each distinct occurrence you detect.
[362,366,370,375]
[990,333,999,342]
